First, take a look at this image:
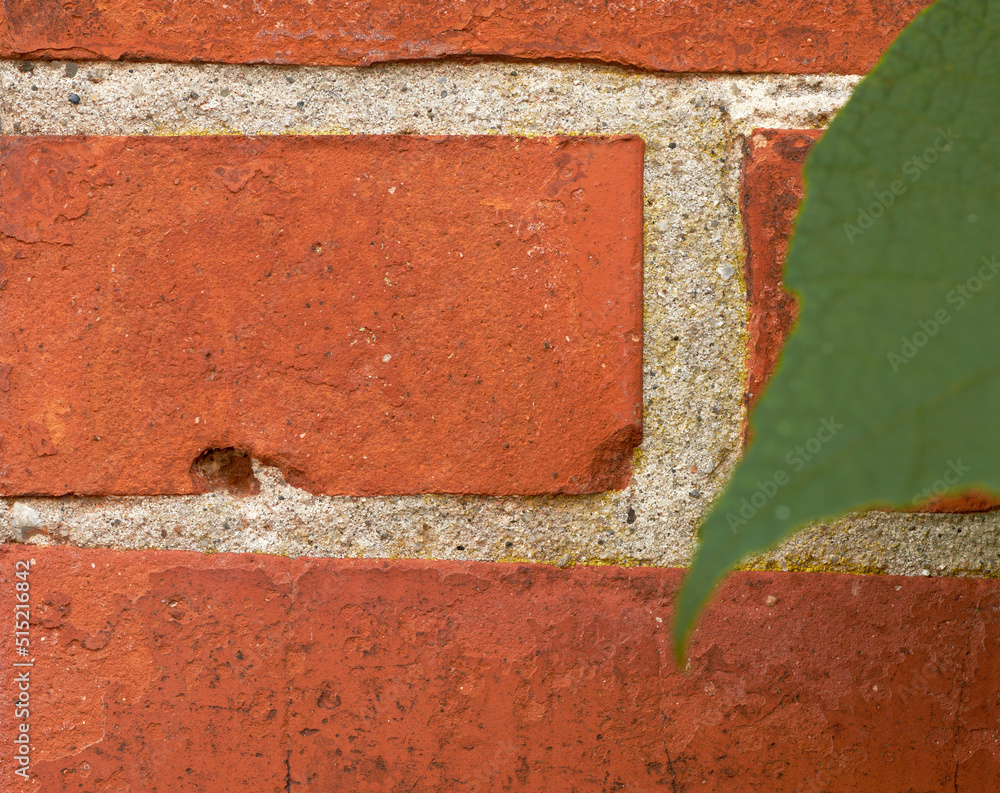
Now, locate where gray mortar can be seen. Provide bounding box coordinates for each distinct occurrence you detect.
[1,60,997,577]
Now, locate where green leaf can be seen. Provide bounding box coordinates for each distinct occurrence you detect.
[674,0,1000,659]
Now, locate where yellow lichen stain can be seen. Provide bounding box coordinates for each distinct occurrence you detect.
[629,444,644,476]
[940,565,1000,580]
[737,552,887,576]
[489,551,648,569]
[572,553,648,569]
[150,121,242,136]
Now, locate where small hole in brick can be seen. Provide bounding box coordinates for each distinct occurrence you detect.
[189,447,260,496]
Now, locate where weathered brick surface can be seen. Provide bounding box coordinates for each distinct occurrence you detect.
[0,0,931,75]
[741,128,1000,513]
[0,135,643,496]
[1,545,998,790]
[739,128,820,417]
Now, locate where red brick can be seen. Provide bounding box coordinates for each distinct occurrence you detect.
[0,135,643,496]
[739,128,818,418]
[740,128,1000,513]
[0,0,931,75]
[2,545,998,790]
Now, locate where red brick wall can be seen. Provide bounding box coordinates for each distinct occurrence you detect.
[3,546,998,791]
[0,135,643,496]
[2,3,998,791]
[1,0,931,73]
